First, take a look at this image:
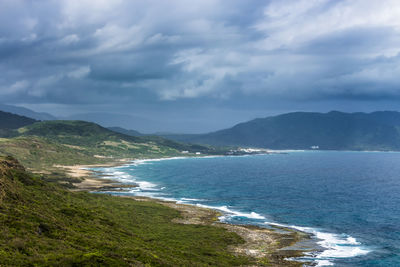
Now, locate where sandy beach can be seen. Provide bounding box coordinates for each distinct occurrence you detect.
[54,160,131,191]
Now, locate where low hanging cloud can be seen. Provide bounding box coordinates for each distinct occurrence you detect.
[1,0,400,107]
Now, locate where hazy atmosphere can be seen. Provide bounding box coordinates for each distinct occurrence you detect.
[3,1,400,266]
[2,0,400,132]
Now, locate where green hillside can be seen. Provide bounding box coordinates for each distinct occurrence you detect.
[108,126,143,137]
[0,103,56,121]
[0,120,229,175]
[0,110,37,130]
[0,117,304,266]
[165,111,400,151]
[18,120,142,145]
[18,120,224,156]
[0,156,250,266]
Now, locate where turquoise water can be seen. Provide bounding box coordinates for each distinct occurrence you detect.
[93,152,400,266]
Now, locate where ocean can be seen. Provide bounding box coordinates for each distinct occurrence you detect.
[91,151,400,266]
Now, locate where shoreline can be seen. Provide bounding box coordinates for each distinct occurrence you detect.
[55,157,318,266]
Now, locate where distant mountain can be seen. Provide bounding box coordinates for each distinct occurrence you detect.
[0,103,56,121]
[0,110,37,129]
[164,111,400,151]
[108,126,143,137]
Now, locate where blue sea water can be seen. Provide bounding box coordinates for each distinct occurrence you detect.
[93,151,400,266]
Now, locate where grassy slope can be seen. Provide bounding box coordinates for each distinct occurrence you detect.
[0,136,105,169]
[0,156,250,266]
[13,120,225,162]
[18,121,182,158]
[0,121,200,189]
[0,120,219,173]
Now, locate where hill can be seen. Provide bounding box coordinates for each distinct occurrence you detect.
[0,156,251,266]
[0,120,227,173]
[18,120,222,155]
[0,110,37,130]
[61,112,159,133]
[164,111,400,151]
[108,126,143,136]
[18,120,142,146]
[0,103,56,121]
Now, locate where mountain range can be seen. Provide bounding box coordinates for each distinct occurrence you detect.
[0,110,37,130]
[3,107,400,151]
[162,111,400,151]
[0,103,56,121]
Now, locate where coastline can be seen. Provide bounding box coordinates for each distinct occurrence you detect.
[54,159,134,191]
[55,157,318,266]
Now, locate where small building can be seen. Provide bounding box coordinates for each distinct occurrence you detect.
[195,152,201,155]
[181,151,189,154]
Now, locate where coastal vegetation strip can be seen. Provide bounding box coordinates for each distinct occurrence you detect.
[0,156,246,266]
[0,156,307,266]
[0,118,313,265]
[65,161,314,265]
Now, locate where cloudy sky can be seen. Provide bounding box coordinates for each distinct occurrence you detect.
[1,0,400,133]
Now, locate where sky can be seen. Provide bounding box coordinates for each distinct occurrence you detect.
[1,0,400,133]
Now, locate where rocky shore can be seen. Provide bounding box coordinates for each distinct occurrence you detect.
[56,161,318,266]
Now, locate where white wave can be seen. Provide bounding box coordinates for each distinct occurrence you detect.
[318,245,369,259]
[95,167,115,173]
[92,156,370,265]
[312,232,368,259]
[131,157,188,165]
[346,236,360,245]
[127,188,140,193]
[218,215,228,222]
[176,198,206,204]
[180,198,206,202]
[195,204,266,220]
[267,222,370,262]
[155,196,180,202]
[235,211,265,219]
[315,260,335,266]
[127,155,225,167]
[95,166,160,192]
[135,181,158,190]
[106,171,136,183]
[121,190,179,203]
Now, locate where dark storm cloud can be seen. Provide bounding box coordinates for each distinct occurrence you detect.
[1,0,400,131]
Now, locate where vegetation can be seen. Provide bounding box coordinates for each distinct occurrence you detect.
[0,156,251,266]
[0,103,56,121]
[0,120,233,174]
[0,136,107,170]
[164,111,400,151]
[18,120,226,156]
[0,110,37,130]
[0,113,307,266]
[108,126,143,137]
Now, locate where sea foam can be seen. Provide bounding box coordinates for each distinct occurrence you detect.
[267,222,370,265]
[92,156,372,266]
[195,204,266,220]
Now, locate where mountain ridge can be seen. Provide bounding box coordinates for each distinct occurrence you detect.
[0,103,56,121]
[0,110,37,130]
[162,111,400,151]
